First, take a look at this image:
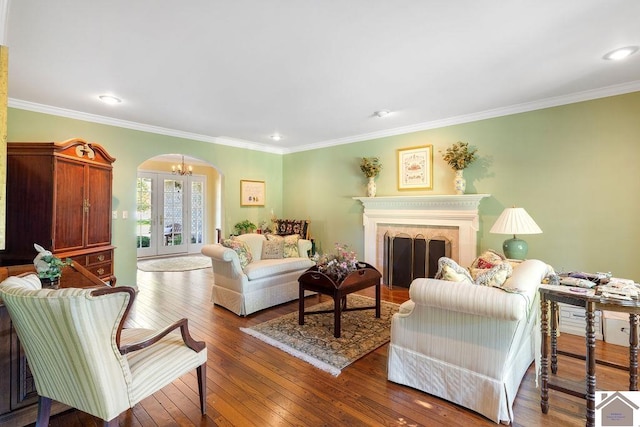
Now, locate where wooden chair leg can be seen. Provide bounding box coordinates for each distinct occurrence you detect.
[35,396,52,427]
[197,362,207,415]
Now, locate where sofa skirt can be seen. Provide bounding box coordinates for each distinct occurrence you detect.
[211,268,314,316]
[387,339,534,424]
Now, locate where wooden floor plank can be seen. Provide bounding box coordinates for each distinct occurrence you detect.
[28,266,633,426]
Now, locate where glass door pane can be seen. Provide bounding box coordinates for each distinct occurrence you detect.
[189,178,205,252]
[136,174,155,258]
[159,178,187,255]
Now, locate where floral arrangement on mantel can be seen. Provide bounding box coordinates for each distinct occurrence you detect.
[360,157,383,178]
[441,141,478,170]
[311,243,359,283]
[33,243,73,281]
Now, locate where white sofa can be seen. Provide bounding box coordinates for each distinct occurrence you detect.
[201,233,315,316]
[387,259,550,424]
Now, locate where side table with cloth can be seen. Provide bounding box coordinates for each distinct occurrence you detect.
[387,259,550,424]
[539,284,640,427]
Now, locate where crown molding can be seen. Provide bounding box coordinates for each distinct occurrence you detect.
[9,79,640,155]
[288,80,640,153]
[7,98,286,154]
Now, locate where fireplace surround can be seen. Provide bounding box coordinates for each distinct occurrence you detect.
[353,194,491,276]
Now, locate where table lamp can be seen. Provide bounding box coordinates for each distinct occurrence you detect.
[489,207,542,260]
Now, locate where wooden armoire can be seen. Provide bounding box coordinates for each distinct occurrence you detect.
[2,138,116,281]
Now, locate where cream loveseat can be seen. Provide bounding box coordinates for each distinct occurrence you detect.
[387,259,551,424]
[201,233,315,316]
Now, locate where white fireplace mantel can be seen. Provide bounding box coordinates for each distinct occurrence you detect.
[353,194,491,269]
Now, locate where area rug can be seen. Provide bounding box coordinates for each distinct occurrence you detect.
[241,295,399,376]
[137,255,211,272]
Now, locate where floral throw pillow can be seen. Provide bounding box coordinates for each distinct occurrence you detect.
[221,238,252,269]
[469,249,507,281]
[474,262,513,288]
[470,249,505,269]
[434,257,474,284]
[435,254,514,288]
[262,236,284,259]
[274,219,309,239]
[283,234,300,258]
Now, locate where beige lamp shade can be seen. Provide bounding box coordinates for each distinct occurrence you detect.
[490,207,542,235]
[490,207,542,260]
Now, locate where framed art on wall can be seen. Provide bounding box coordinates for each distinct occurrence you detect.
[240,180,265,206]
[397,145,433,190]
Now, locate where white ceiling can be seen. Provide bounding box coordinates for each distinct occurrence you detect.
[4,1,640,154]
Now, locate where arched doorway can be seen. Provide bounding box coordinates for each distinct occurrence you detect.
[136,154,221,258]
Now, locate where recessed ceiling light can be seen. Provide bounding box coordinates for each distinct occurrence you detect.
[603,46,639,61]
[270,134,282,141]
[374,110,391,118]
[98,95,122,104]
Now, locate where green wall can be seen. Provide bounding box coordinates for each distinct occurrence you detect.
[7,109,283,285]
[7,90,640,284]
[284,91,640,280]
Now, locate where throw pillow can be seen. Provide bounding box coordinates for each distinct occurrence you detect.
[469,249,507,280]
[221,238,252,269]
[262,236,284,259]
[470,249,505,269]
[434,257,474,284]
[474,262,513,288]
[281,234,300,258]
[274,219,309,239]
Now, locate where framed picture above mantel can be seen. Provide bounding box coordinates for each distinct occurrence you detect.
[397,145,433,190]
[240,180,265,206]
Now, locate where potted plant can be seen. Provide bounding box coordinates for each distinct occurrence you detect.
[234,220,257,235]
[441,141,478,194]
[360,157,383,197]
[33,243,73,288]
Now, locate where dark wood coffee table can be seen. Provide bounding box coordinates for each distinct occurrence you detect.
[298,262,381,338]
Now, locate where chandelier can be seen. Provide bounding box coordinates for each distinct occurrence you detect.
[171,156,192,176]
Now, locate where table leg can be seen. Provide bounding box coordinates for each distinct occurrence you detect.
[298,286,305,326]
[630,313,639,391]
[541,296,549,414]
[334,296,342,338]
[551,301,558,374]
[375,282,381,318]
[585,301,596,427]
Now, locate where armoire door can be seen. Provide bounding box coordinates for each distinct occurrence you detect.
[86,164,112,248]
[53,158,85,252]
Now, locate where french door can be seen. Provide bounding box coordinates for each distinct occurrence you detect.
[136,172,205,257]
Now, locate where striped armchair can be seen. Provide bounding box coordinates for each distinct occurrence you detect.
[0,274,207,426]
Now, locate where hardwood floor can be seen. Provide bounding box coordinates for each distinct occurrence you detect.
[38,267,632,426]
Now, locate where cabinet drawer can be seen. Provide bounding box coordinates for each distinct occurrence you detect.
[86,250,112,266]
[86,262,112,279]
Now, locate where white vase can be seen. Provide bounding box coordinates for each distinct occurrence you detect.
[454,170,466,195]
[367,177,377,197]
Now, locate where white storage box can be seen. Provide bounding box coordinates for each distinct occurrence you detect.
[558,303,603,340]
[603,310,639,347]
